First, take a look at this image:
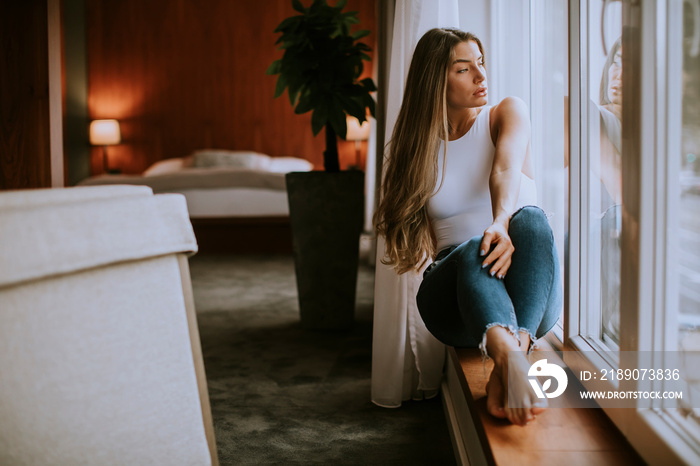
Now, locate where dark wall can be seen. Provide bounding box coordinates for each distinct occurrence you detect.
[84,0,377,176]
[62,0,90,186]
[0,0,52,189]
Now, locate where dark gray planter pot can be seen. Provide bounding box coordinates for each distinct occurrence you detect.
[285,170,364,330]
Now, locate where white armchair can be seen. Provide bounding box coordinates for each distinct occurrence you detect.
[0,185,217,465]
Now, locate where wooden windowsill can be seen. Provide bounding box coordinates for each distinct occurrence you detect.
[444,341,646,465]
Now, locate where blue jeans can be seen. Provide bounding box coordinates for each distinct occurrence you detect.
[416,206,562,353]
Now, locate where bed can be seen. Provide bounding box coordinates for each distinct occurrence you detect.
[78,150,314,253]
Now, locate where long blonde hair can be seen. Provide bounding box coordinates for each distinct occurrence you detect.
[374,28,484,274]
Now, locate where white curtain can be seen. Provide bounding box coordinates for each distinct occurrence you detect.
[371,0,460,408]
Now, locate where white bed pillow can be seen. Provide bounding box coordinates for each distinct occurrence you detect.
[143,157,187,176]
[267,157,314,173]
[191,150,271,171]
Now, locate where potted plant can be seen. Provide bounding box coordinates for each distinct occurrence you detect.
[267,0,376,330]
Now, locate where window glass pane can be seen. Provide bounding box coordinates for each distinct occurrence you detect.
[679,0,700,416]
[530,0,568,335]
[585,0,622,349]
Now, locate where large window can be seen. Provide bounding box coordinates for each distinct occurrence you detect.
[678,0,700,391]
[662,0,700,456]
[564,0,624,366]
[462,0,700,460]
[513,0,700,462]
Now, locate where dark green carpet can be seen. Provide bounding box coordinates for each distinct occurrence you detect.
[189,254,456,465]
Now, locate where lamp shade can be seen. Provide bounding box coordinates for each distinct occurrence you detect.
[345,116,370,141]
[90,120,121,145]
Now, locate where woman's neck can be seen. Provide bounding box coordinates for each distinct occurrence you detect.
[448,107,482,141]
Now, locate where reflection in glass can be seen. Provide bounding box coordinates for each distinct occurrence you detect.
[598,37,622,346]
[587,0,622,348]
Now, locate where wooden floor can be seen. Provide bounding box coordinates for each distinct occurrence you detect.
[449,343,646,465]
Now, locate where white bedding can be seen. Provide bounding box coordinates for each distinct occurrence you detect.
[78,152,313,218]
[176,188,289,218]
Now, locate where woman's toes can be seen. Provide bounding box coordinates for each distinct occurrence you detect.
[488,397,506,418]
[511,408,530,426]
[486,372,507,418]
[531,405,547,416]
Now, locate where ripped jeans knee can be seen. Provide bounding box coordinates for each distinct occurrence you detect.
[416,212,562,354]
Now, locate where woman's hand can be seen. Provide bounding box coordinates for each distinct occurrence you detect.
[480,219,514,279]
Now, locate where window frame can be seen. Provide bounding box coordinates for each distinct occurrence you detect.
[561,0,700,463]
[563,0,622,399]
[488,0,699,460]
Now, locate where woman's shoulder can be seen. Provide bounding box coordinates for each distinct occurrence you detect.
[491,96,529,120]
[599,104,619,124]
[489,96,530,134]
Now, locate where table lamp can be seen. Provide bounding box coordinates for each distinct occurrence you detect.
[345,116,371,170]
[90,119,121,174]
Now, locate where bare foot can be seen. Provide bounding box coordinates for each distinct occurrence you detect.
[484,326,547,425]
[494,351,548,425]
[485,369,507,418]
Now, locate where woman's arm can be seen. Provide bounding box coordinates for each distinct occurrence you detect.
[480,96,531,278]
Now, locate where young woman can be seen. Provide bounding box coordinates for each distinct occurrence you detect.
[375,28,562,426]
[598,37,623,344]
[598,37,623,205]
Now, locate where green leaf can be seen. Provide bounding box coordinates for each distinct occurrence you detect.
[328,97,347,138]
[351,29,370,40]
[273,75,287,98]
[287,75,305,106]
[274,15,302,33]
[338,94,364,118]
[342,13,360,25]
[292,0,306,14]
[311,104,328,135]
[265,60,281,75]
[334,116,349,141]
[294,92,316,114]
[365,94,376,117]
[288,88,300,106]
[333,0,348,11]
[361,77,377,92]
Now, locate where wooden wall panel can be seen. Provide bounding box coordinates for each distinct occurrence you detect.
[86,0,376,175]
[0,0,52,189]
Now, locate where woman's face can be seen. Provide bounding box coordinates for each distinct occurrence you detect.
[446,40,488,110]
[607,46,623,106]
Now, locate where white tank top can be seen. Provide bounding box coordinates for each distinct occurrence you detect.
[427,106,538,251]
